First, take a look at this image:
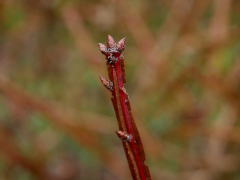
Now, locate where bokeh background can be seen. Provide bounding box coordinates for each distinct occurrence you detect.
[0,0,240,179]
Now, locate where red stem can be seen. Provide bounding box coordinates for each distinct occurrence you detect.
[112,57,146,180]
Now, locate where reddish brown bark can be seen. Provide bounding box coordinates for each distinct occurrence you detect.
[99,35,151,180]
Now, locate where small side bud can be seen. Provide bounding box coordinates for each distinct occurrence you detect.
[98,43,107,55]
[107,35,116,49]
[99,76,113,91]
[116,131,131,142]
[116,38,126,52]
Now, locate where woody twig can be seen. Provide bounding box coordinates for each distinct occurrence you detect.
[99,35,151,180]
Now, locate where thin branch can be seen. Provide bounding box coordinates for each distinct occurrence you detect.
[99,35,151,180]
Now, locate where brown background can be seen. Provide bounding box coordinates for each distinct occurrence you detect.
[0,0,240,179]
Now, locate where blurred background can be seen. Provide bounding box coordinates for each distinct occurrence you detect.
[0,0,240,179]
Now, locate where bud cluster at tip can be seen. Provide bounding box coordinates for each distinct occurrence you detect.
[98,35,126,56]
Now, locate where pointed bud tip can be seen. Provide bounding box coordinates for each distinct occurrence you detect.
[99,76,107,84]
[117,37,126,52]
[119,37,126,42]
[98,43,107,55]
[107,35,114,40]
[107,35,116,48]
[116,131,123,139]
